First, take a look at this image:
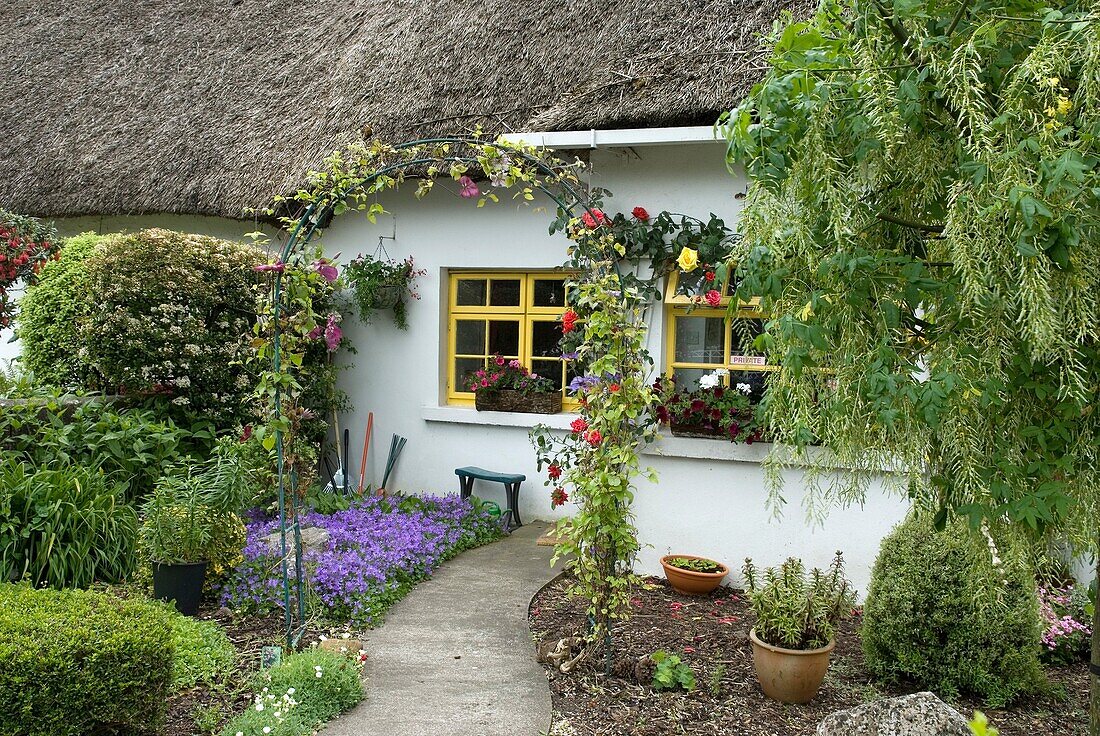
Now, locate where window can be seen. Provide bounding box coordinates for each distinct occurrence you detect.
[664,272,773,402]
[447,272,576,406]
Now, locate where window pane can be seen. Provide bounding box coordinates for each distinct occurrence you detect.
[728,370,768,403]
[489,279,521,307]
[531,359,564,390]
[455,278,487,306]
[674,316,725,364]
[531,320,563,358]
[455,320,486,355]
[672,368,711,392]
[455,358,485,392]
[532,279,566,308]
[730,320,766,366]
[487,320,519,356]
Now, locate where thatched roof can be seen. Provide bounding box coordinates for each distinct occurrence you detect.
[0,0,808,220]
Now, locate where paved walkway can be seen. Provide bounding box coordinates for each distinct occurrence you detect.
[323,521,560,736]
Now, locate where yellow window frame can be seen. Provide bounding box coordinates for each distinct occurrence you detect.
[447,271,579,409]
[663,272,776,385]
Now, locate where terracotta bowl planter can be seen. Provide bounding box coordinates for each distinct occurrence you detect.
[748,628,835,703]
[659,554,729,595]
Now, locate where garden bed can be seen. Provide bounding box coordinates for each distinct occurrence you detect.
[164,609,327,736]
[529,575,1088,736]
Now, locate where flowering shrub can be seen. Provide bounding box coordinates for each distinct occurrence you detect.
[1038,583,1092,664]
[468,355,555,394]
[81,229,266,427]
[221,495,502,626]
[653,373,765,443]
[0,210,59,330]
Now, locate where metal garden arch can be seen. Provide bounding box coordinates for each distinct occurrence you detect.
[269,137,599,647]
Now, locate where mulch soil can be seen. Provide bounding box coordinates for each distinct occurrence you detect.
[529,574,1089,736]
[164,607,329,736]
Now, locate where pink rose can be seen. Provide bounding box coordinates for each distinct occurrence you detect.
[705,289,722,307]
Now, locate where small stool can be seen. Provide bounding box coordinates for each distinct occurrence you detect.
[455,466,526,528]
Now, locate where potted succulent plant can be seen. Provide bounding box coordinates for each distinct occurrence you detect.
[742,552,856,703]
[344,254,426,330]
[470,355,562,414]
[660,554,729,595]
[140,451,247,615]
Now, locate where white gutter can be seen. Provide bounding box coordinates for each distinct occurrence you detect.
[500,125,721,149]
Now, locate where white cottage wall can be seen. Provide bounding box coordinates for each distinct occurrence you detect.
[319,142,909,593]
[11,143,909,593]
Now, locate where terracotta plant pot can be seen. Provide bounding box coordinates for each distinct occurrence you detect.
[748,628,835,703]
[659,554,728,595]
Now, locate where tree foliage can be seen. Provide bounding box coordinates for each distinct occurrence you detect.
[721,0,1100,549]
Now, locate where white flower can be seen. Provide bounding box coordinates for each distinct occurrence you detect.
[341,632,350,639]
[699,372,722,390]
[715,368,729,376]
[736,383,752,395]
[286,687,295,695]
[263,728,271,734]
[255,703,264,712]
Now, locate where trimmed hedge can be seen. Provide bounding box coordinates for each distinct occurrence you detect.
[0,583,174,736]
[16,232,103,387]
[861,512,1046,706]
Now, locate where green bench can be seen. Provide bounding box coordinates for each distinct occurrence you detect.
[455,466,526,529]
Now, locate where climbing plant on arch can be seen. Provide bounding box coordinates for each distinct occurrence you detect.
[249,136,658,649]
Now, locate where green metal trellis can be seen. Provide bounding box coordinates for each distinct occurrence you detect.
[270,137,599,649]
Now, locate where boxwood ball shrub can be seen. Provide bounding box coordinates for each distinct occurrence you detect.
[81,228,265,427]
[16,231,103,387]
[861,512,1046,706]
[0,583,173,736]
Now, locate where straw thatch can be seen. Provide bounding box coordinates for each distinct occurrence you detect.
[0,0,809,219]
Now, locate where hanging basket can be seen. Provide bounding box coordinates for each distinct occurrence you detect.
[475,389,562,414]
[370,284,402,309]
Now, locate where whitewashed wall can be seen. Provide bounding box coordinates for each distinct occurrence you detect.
[34,142,909,593]
[316,142,909,594]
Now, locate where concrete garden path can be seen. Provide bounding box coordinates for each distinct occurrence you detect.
[323,521,560,736]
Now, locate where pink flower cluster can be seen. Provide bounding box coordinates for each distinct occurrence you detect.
[1039,584,1091,657]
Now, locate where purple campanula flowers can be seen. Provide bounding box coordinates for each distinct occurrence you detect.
[220,494,500,626]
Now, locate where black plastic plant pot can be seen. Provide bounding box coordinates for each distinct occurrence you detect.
[152,560,208,616]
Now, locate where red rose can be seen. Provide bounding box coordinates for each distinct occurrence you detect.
[609,383,620,393]
[580,209,608,229]
[585,429,602,446]
[705,271,716,282]
[705,289,722,307]
[632,206,650,222]
[561,309,579,334]
[551,487,569,508]
[570,417,588,434]
[548,464,562,480]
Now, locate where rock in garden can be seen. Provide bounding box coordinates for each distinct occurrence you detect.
[260,525,331,555]
[816,692,971,736]
[259,526,331,575]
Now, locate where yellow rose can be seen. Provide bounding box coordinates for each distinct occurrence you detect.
[677,247,699,272]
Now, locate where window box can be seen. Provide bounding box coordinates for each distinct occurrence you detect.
[474,389,562,415]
